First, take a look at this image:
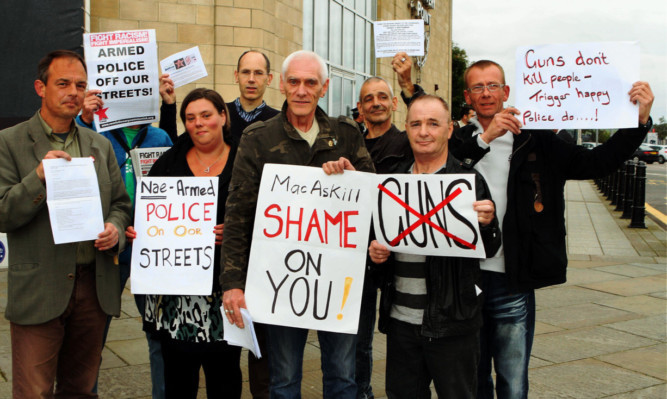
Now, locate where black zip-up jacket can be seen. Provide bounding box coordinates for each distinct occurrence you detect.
[364,124,412,282]
[377,154,501,338]
[366,124,411,174]
[450,121,651,292]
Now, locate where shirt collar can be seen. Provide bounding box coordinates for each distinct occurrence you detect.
[469,116,483,135]
[37,111,77,139]
[234,97,267,122]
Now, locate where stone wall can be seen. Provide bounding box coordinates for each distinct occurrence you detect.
[376,0,452,124]
[88,0,452,130]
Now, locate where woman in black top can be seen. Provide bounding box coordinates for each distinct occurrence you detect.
[131,88,241,399]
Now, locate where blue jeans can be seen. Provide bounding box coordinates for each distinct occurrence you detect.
[355,268,380,399]
[477,271,535,399]
[265,324,357,399]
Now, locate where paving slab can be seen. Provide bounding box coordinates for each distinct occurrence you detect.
[634,262,667,272]
[561,267,627,287]
[535,285,619,309]
[589,255,660,264]
[0,354,9,382]
[100,346,127,370]
[0,326,10,356]
[98,364,153,399]
[567,259,625,269]
[536,303,638,329]
[597,343,667,380]
[623,225,667,257]
[0,381,10,397]
[568,253,595,261]
[369,358,387,398]
[568,246,603,256]
[582,274,667,296]
[106,338,150,366]
[0,325,10,382]
[532,326,658,364]
[649,256,667,265]
[595,264,667,277]
[106,317,148,342]
[596,294,667,315]
[604,384,666,398]
[529,359,662,398]
[649,291,667,299]
[606,314,667,341]
[120,291,141,319]
[0,315,8,332]
[301,366,324,397]
[534,320,563,335]
[528,356,552,369]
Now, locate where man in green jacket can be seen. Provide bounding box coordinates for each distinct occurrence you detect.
[221,50,374,398]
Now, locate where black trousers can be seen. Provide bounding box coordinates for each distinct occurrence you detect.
[386,319,479,399]
[161,338,242,399]
[248,323,270,399]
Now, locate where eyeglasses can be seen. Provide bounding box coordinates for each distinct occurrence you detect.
[467,84,505,94]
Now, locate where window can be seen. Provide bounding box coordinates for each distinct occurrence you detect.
[303,0,375,116]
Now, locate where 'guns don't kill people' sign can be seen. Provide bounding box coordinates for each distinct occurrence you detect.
[131,176,218,295]
[244,164,375,334]
[515,41,639,129]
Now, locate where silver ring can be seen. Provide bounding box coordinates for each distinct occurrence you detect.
[224,309,230,314]
[229,310,234,315]
[401,57,406,62]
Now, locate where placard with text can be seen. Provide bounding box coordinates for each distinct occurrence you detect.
[515,42,639,129]
[84,29,160,132]
[131,177,218,295]
[244,164,375,334]
[372,173,486,258]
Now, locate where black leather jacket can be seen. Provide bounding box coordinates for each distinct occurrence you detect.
[450,121,651,292]
[377,154,501,338]
[366,124,411,174]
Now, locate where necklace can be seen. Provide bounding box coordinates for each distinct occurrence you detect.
[194,148,225,173]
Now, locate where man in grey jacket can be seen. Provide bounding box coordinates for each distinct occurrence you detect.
[0,50,131,398]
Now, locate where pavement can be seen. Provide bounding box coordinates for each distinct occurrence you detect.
[0,180,665,398]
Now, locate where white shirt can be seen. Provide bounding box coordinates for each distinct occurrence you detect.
[468,117,512,273]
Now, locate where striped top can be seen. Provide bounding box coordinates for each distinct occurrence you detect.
[390,252,427,325]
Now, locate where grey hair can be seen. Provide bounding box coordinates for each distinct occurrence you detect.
[281,50,328,82]
[359,77,394,103]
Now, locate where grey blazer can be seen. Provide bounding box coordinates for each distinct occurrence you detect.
[0,112,132,325]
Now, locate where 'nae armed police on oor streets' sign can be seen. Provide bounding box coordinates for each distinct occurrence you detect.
[131,177,218,295]
[245,164,375,335]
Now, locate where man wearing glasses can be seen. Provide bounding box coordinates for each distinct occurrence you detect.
[450,60,654,399]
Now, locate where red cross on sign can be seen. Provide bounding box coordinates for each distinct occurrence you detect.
[377,183,476,250]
